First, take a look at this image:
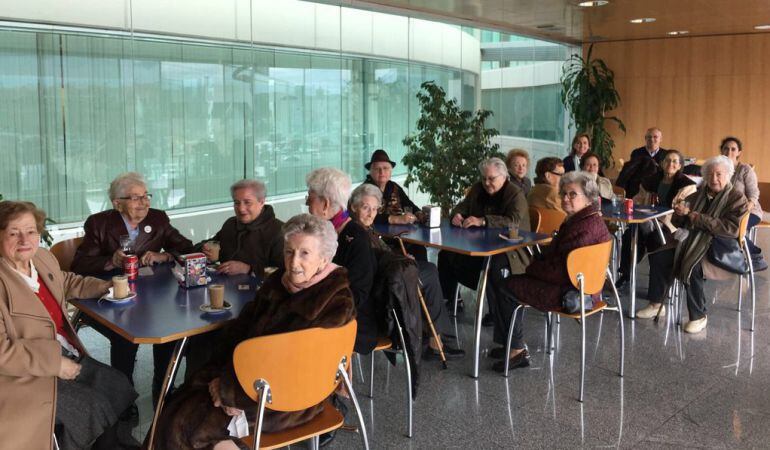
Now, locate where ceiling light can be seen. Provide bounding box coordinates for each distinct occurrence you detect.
[630,18,656,24]
[755,24,770,30]
[578,1,609,6]
[667,30,689,36]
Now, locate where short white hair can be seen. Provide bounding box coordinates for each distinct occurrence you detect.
[350,184,382,210]
[230,179,266,200]
[109,172,146,201]
[306,168,352,212]
[282,213,338,260]
[702,155,735,181]
[479,157,508,178]
[561,171,600,204]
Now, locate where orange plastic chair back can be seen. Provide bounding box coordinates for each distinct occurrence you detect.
[738,211,751,244]
[566,240,612,295]
[232,321,357,412]
[50,237,83,272]
[536,208,566,235]
[528,207,542,233]
[612,185,626,198]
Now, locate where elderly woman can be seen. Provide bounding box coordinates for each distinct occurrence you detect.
[720,136,766,270]
[0,201,136,449]
[71,172,194,405]
[438,157,530,319]
[563,133,591,172]
[489,172,610,371]
[617,150,696,291]
[306,168,378,354]
[579,152,614,200]
[156,214,355,450]
[640,156,748,333]
[363,149,427,261]
[199,179,284,276]
[349,184,464,360]
[506,148,532,196]
[527,157,566,213]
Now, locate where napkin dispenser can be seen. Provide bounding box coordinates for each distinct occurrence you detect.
[422,205,442,228]
[173,253,208,288]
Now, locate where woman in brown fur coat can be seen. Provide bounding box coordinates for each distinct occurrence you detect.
[156,214,355,450]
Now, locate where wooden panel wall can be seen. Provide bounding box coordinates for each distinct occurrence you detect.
[588,34,770,181]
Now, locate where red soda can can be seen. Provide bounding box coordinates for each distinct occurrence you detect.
[624,199,634,215]
[123,254,139,280]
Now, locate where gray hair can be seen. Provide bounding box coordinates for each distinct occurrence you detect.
[479,157,508,178]
[306,168,352,212]
[350,184,382,210]
[109,172,146,201]
[230,179,266,200]
[561,171,600,203]
[701,155,735,181]
[282,213,338,260]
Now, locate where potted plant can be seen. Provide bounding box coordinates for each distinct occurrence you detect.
[560,44,626,168]
[402,81,502,215]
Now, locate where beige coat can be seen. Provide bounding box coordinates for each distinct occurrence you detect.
[0,249,109,450]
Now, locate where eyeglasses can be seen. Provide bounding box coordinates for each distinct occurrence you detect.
[559,191,584,200]
[119,194,153,202]
[549,171,564,177]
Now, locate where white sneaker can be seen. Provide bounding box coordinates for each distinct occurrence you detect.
[636,303,665,319]
[684,316,708,333]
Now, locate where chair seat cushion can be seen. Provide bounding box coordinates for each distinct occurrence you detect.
[242,399,344,449]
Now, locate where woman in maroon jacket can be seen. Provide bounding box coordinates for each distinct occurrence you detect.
[489,171,611,372]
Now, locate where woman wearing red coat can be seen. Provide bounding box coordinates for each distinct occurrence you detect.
[489,171,611,372]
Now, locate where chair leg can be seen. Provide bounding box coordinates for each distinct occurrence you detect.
[310,435,320,450]
[738,274,744,311]
[354,353,365,383]
[503,305,524,377]
[608,269,626,378]
[369,352,375,399]
[746,239,757,332]
[545,312,552,354]
[338,362,370,450]
[392,312,413,438]
[452,285,461,317]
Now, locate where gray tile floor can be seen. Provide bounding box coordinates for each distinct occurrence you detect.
[80,234,770,449]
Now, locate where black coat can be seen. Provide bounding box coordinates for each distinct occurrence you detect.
[640,171,696,208]
[199,205,284,275]
[333,220,378,353]
[616,154,662,199]
[370,251,422,397]
[364,176,420,225]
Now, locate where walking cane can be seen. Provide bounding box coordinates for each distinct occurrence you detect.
[395,237,448,369]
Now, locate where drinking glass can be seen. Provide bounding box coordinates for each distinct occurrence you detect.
[120,235,134,254]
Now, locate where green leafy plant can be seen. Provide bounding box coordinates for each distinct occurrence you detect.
[402,81,502,215]
[560,44,626,168]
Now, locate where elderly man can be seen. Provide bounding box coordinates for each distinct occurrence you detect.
[199,179,283,276]
[71,172,193,410]
[617,127,669,198]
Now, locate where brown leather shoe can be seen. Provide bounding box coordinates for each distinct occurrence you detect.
[492,349,530,372]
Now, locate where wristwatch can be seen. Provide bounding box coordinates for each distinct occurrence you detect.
[481,218,487,227]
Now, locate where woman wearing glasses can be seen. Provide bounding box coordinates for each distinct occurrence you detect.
[527,157,566,213]
[71,172,194,411]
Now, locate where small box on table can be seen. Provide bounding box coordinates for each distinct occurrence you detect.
[173,253,208,288]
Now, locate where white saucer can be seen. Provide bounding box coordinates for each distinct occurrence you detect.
[101,292,137,304]
[199,301,232,314]
[636,207,656,214]
[498,233,524,243]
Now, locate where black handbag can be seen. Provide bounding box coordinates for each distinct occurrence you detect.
[707,235,749,275]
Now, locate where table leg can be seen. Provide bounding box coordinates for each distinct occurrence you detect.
[629,225,638,319]
[147,337,188,450]
[472,256,492,378]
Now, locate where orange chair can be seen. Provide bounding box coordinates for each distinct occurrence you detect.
[535,207,566,236]
[611,185,626,199]
[232,321,369,450]
[528,207,542,233]
[50,236,83,272]
[503,240,625,402]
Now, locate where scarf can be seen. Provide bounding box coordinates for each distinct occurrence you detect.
[281,262,340,294]
[330,209,350,231]
[672,183,734,284]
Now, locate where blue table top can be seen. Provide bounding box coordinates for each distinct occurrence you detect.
[600,203,673,223]
[70,264,259,344]
[374,218,551,256]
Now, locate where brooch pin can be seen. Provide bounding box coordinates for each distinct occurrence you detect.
[144,225,152,233]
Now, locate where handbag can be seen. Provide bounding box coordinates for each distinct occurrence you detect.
[562,289,594,314]
[707,235,749,275]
